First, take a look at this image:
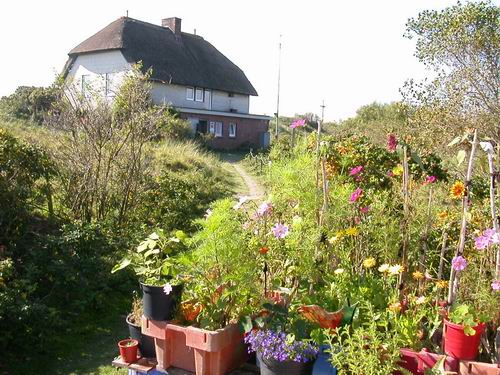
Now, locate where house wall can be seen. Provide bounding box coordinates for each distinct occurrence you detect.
[151,83,250,114]
[66,50,131,96]
[179,112,269,150]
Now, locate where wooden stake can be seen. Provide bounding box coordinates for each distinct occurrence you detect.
[447,129,479,305]
[483,143,499,279]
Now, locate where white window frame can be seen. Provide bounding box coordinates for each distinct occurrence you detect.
[228,122,237,138]
[105,73,113,97]
[215,122,223,137]
[195,88,204,102]
[209,121,215,135]
[82,74,90,98]
[186,87,194,101]
[204,89,212,110]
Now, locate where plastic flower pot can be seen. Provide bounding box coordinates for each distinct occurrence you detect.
[459,359,499,374]
[126,313,156,358]
[118,338,139,363]
[312,345,337,375]
[443,319,485,360]
[140,282,182,321]
[141,316,248,375]
[257,352,315,375]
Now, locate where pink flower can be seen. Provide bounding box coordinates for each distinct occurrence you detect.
[290,119,306,129]
[474,235,490,250]
[387,170,394,177]
[387,134,397,152]
[483,228,500,244]
[451,256,467,271]
[349,166,364,176]
[425,176,437,184]
[492,280,500,291]
[256,201,273,217]
[272,223,289,239]
[350,187,363,203]
[359,206,370,214]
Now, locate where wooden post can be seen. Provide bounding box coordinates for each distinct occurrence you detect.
[447,129,479,305]
[399,146,410,295]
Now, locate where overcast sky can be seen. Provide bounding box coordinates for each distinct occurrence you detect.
[0,0,474,121]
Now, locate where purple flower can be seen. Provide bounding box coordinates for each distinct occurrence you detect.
[272,223,289,239]
[290,119,306,129]
[474,235,490,250]
[349,166,364,176]
[483,228,500,244]
[256,201,273,217]
[492,280,500,291]
[350,187,363,203]
[451,256,467,271]
[387,134,397,152]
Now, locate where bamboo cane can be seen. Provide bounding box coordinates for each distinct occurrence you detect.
[447,129,479,305]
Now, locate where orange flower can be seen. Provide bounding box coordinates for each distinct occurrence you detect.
[436,280,448,289]
[450,181,465,199]
[259,246,269,255]
[438,211,448,221]
[181,301,203,321]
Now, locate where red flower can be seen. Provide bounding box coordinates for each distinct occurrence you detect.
[387,134,397,152]
[259,247,269,255]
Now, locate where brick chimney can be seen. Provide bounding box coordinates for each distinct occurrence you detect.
[162,17,182,37]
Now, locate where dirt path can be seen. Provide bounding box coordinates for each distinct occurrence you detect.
[219,152,265,200]
[231,162,265,200]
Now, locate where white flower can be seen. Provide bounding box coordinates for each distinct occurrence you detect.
[163,283,173,295]
[233,196,250,210]
[334,268,345,275]
[415,296,426,305]
[480,141,494,155]
[204,208,212,219]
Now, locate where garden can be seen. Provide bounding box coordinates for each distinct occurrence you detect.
[0,1,498,374]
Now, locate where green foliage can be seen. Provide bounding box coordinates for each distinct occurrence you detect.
[0,85,58,123]
[112,230,187,285]
[448,303,485,336]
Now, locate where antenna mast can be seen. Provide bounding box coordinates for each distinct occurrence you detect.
[275,35,282,138]
[320,100,326,123]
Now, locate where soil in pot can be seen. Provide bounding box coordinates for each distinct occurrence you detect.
[118,338,139,363]
[126,313,156,358]
[444,319,485,360]
[258,352,315,375]
[140,282,183,321]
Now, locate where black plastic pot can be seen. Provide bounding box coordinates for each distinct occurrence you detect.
[126,314,156,358]
[258,352,315,375]
[140,282,183,321]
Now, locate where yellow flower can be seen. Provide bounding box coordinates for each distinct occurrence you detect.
[388,302,402,313]
[412,271,424,280]
[389,264,404,275]
[450,181,465,199]
[392,165,404,176]
[363,257,376,269]
[334,268,345,275]
[345,227,359,236]
[438,211,448,221]
[378,264,390,273]
[436,280,448,289]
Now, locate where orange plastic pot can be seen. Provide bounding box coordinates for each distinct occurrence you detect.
[443,319,485,360]
[118,338,139,363]
[142,317,248,375]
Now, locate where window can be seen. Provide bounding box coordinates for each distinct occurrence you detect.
[186,87,194,101]
[228,123,237,138]
[209,121,223,137]
[81,74,90,98]
[105,73,114,97]
[195,88,204,102]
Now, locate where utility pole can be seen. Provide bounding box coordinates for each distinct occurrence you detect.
[275,35,282,138]
[320,100,326,123]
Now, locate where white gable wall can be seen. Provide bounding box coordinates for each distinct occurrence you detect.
[66,50,131,96]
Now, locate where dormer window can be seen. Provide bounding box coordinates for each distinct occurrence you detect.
[195,88,204,102]
[186,87,194,101]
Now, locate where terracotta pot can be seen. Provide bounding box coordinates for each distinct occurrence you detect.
[443,319,485,360]
[118,338,139,363]
[459,359,499,374]
[142,317,248,375]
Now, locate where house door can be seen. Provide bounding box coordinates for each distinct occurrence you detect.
[197,120,208,134]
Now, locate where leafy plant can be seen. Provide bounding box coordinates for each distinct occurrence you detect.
[448,304,485,336]
[112,230,187,286]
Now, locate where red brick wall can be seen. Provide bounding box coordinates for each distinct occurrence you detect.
[179,112,269,150]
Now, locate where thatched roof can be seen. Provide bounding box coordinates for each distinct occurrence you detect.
[65,17,258,96]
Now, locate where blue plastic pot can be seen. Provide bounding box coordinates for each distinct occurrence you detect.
[312,345,337,375]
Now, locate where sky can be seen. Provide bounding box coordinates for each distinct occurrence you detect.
[0,0,466,121]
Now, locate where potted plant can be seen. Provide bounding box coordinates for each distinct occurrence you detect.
[112,230,186,321]
[118,338,139,363]
[443,303,486,360]
[126,293,156,358]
